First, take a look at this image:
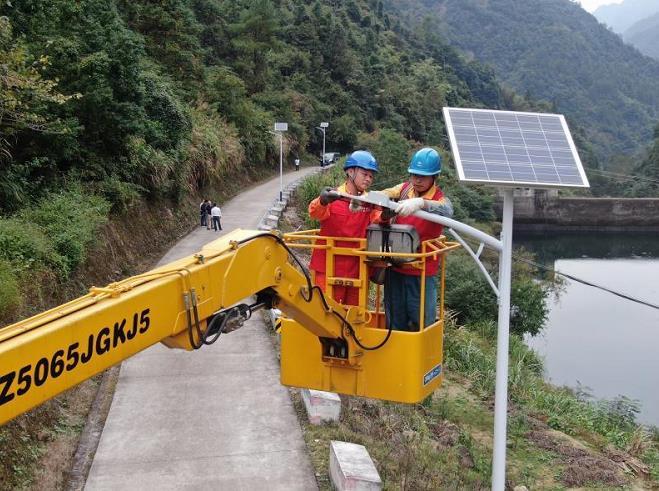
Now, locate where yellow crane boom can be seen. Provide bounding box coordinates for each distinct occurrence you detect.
[1,227,458,426]
[0,230,351,425]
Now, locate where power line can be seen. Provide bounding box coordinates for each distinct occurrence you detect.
[587,168,659,185]
[514,255,659,312]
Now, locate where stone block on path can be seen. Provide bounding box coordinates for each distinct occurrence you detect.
[265,214,280,225]
[301,389,341,425]
[329,440,382,491]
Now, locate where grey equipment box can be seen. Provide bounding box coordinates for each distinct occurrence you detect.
[366,224,420,265]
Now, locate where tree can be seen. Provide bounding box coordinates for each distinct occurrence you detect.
[229,0,280,93]
[0,17,77,205]
[0,18,74,154]
[630,124,659,197]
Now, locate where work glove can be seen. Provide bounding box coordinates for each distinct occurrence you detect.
[319,186,340,205]
[395,197,425,216]
[349,198,362,213]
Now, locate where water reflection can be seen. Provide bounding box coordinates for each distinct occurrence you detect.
[516,232,659,426]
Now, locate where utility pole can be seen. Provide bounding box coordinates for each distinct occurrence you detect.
[317,122,329,166]
[274,122,288,201]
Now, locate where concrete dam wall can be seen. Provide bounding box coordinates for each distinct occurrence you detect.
[493,196,659,231]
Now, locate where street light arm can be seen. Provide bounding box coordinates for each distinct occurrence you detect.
[339,192,503,253]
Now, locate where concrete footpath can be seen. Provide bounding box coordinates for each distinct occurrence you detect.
[85,167,322,490]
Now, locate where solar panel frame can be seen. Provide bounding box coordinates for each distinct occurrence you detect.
[443,107,590,189]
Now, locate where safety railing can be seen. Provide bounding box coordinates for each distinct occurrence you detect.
[283,229,460,331]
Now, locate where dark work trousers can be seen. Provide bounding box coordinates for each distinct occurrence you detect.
[212,216,222,231]
[384,268,437,331]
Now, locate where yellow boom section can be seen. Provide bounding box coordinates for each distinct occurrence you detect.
[0,230,348,425]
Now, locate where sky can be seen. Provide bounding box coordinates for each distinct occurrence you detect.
[577,0,624,13]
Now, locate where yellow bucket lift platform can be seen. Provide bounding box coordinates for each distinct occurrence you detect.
[280,227,459,403]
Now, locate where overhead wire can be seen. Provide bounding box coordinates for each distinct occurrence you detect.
[586,168,659,185]
[452,231,659,311]
[525,168,658,310]
[513,255,659,312]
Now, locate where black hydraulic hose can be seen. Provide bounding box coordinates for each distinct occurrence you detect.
[203,309,230,345]
[237,232,393,351]
[185,294,203,350]
[191,290,207,346]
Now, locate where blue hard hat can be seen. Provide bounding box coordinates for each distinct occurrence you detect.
[408,148,441,176]
[344,150,379,173]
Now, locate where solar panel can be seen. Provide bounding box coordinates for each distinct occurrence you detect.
[443,107,590,189]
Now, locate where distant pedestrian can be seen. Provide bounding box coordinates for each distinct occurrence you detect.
[211,202,222,231]
[203,200,212,230]
[200,199,209,227]
[295,158,300,171]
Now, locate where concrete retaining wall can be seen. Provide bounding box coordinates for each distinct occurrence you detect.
[494,196,659,232]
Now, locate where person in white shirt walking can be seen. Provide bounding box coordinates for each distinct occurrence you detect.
[210,203,222,231]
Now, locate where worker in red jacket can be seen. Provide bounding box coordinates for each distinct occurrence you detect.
[379,147,453,331]
[308,150,381,305]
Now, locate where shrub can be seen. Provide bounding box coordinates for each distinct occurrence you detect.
[124,136,176,196]
[330,114,359,150]
[0,218,65,275]
[356,129,411,189]
[234,101,274,168]
[444,251,549,337]
[297,166,344,227]
[184,109,245,191]
[0,258,21,316]
[97,176,145,213]
[446,184,495,222]
[23,186,111,275]
[207,66,248,123]
[140,69,192,151]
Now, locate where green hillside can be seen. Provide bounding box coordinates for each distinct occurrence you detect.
[388,0,659,161]
[0,0,508,214]
[0,0,534,325]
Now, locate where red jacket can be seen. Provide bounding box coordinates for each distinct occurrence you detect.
[308,183,379,278]
[381,183,446,277]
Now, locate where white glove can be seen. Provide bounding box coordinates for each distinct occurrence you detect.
[395,197,424,216]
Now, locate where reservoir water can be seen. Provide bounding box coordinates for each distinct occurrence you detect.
[516,232,659,427]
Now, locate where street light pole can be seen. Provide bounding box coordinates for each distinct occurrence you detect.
[274,122,288,202]
[492,187,514,491]
[319,122,329,166]
[279,132,283,201]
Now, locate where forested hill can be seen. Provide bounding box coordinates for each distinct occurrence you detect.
[0,0,514,214]
[624,13,659,61]
[387,0,659,161]
[593,0,659,34]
